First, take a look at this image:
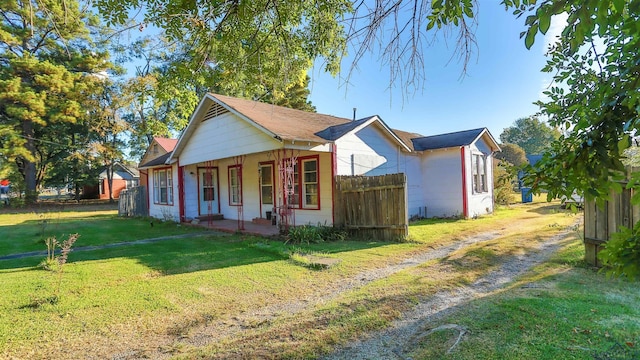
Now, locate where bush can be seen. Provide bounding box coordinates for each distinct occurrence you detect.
[599,225,640,280]
[286,224,347,244]
[494,160,516,205]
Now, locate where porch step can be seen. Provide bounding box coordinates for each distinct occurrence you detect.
[252,217,273,226]
[196,214,224,221]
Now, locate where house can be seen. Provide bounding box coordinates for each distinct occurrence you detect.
[138,137,178,193]
[139,93,500,225]
[97,163,140,200]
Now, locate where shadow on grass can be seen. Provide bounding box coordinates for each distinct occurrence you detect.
[525,203,573,215]
[0,215,206,257]
[0,235,391,275]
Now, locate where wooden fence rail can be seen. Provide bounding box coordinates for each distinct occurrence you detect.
[334,173,408,241]
[118,186,147,217]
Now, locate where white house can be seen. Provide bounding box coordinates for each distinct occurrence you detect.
[139,93,500,225]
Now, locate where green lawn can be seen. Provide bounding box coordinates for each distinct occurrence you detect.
[407,241,640,359]
[0,209,205,259]
[1,200,637,359]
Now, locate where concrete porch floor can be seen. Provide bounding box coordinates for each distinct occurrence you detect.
[197,219,281,237]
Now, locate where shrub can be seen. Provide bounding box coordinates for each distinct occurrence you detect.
[599,226,640,280]
[286,224,347,244]
[494,160,516,205]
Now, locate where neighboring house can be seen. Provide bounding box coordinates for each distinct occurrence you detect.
[139,93,500,225]
[138,137,178,193]
[97,163,140,200]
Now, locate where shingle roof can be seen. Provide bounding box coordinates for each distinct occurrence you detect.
[211,94,353,143]
[391,128,424,151]
[139,152,171,168]
[411,128,487,151]
[314,117,373,141]
[154,137,178,152]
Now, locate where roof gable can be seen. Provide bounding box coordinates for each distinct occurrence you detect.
[139,137,178,168]
[170,94,359,162]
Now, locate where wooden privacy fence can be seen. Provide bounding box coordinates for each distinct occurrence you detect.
[334,173,408,241]
[118,186,148,217]
[584,168,640,266]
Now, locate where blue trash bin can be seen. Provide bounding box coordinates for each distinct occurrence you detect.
[521,187,533,203]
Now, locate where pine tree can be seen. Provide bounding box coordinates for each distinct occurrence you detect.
[0,0,109,203]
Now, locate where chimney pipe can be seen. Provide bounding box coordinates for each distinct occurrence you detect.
[353,108,356,121]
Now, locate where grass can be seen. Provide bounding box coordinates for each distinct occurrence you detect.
[0,209,205,260]
[407,241,640,359]
[1,198,636,359]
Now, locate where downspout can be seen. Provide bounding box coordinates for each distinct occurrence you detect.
[460,146,468,219]
[177,159,185,222]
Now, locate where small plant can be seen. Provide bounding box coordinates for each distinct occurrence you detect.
[37,211,52,238]
[39,236,59,271]
[33,234,80,307]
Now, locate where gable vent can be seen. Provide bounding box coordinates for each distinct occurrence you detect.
[202,102,229,122]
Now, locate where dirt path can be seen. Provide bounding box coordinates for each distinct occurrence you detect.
[124,220,580,359]
[323,225,580,359]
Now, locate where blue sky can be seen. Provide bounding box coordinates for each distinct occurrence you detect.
[307,3,556,140]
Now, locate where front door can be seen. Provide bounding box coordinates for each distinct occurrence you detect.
[198,167,219,216]
[259,163,274,218]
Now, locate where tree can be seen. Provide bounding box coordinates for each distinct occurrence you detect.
[495,143,528,167]
[89,80,130,202]
[503,1,640,278]
[493,161,515,206]
[95,1,481,97]
[0,0,111,203]
[119,36,319,159]
[500,117,560,155]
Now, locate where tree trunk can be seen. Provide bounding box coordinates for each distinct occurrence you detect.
[107,164,114,203]
[22,119,38,204]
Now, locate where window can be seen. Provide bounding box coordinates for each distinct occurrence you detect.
[472,154,487,193]
[202,171,216,202]
[260,164,273,205]
[153,168,173,205]
[302,159,318,208]
[228,165,242,205]
[284,156,320,209]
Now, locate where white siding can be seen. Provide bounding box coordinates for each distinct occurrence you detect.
[335,125,402,176]
[148,165,180,222]
[467,139,495,217]
[179,112,281,166]
[422,148,464,218]
[334,124,424,217]
[182,164,199,220]
[181,151,334,225]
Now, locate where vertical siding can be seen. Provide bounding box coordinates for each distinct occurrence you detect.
[421,148,464,218]
[179,112,281,166]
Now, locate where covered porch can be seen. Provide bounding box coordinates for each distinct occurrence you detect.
[196,218,280,237]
